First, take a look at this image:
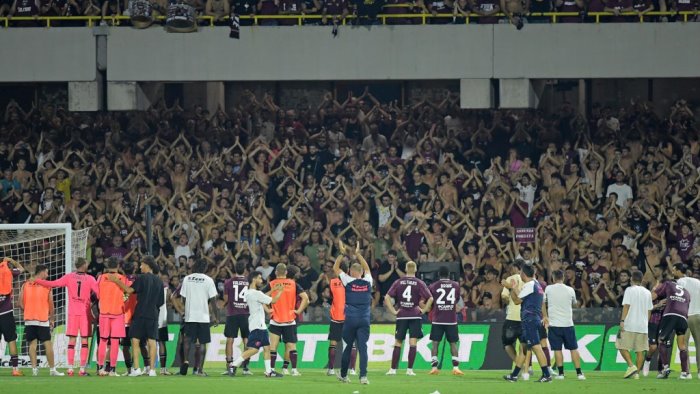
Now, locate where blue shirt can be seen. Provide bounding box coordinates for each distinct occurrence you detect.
[340,272,373,320]
[518,279,543,322]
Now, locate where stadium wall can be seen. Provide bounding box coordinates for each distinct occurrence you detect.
[0,29,96,82]
[1,324,694,371]
[1,25,700,83]
[107,24,700,81]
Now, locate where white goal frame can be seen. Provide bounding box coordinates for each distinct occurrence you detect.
[0,222,73,298]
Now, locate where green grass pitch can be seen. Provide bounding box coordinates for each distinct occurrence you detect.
[2,369,697,394]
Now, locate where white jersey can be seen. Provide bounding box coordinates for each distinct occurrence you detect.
[621,285,653,334]
[180,273,218,323]
[678,277,700,316]
[158,286,168,328]
[246,288,272,331]
[544,283,577,327]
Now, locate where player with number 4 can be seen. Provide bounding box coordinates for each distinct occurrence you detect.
[384,261,433,376]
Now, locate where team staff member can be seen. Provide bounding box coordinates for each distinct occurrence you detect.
[119,261,151,375]
[0,256,25,376]
[22,265,63,377]
[543,270,585,380]
[335,241,373,385]
[616,270,653,380]
[265,263,309,376]
[108,256,165,377]
[178,260,219,377]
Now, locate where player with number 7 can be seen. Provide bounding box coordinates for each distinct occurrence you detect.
[33,258,98,376]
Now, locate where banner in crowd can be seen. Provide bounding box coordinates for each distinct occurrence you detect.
[1,323,696,371]
[514,228,536,243]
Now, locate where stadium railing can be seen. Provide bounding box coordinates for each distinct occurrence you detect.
[1,11,698,28]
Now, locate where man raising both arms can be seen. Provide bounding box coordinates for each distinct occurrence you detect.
[503,263,552,383]
[0,256,25,376]
[384,261,433,376]
[265,263,309,376]
[34,257,97,376]
[427,266,464,376]
[225,261,252,376]
[228,271,284,378]
[335,241,373,385]
[326,255,347,377]
[543,270,585,380]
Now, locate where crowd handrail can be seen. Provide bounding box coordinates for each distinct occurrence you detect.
[0,11,698,28]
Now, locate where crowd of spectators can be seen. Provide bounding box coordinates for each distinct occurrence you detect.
[1,0,698,26]
[1,89,699,324]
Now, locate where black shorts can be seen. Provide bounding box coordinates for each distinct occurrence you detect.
[501,319,522,347]
[129,317,158,341]
[158,327,169,342]
[328,321,343,342]
[0,312,17,342]
[395,319,424,340]
[648,322,660,345]
[429,324,459,343]
[248,329,270,349]
[548,326,578,351]
[121,326,131,346]
[539,322,548,341]
[224,315,250,339]
[25,325,51,342]
[658,315,689,345]
[184,322,212,344]
[268,324,298,343]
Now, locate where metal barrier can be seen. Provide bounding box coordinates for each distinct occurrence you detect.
[0,11,698,28]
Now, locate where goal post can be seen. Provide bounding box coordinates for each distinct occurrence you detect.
[0,223,90,368]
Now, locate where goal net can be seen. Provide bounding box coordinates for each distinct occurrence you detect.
[0,224,90,368]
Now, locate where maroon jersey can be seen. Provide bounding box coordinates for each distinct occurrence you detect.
[224,276,250,316]
[428,279,460,325]
[650,305,664,325]
[586,265,608,284]
[677,233,695,262]
[387,276,431,319]
[655,281,691,319]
